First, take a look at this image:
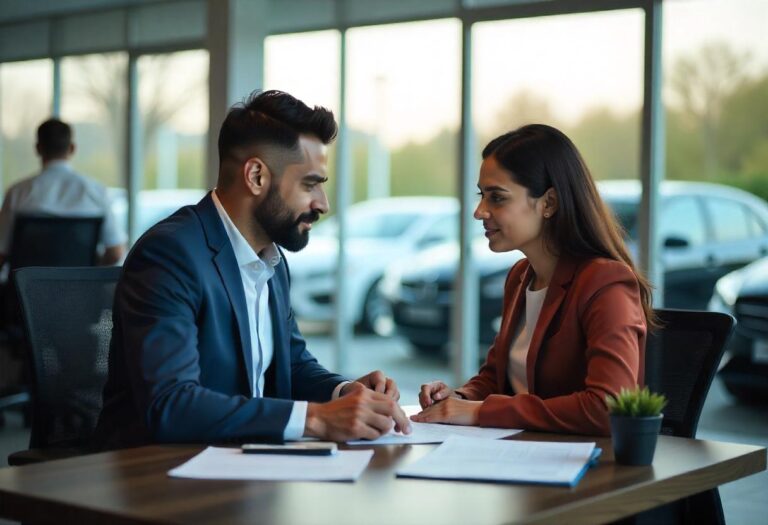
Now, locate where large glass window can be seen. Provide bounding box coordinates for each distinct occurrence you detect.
[61,53,127,190]
[0,59,53,191]
[135,50,209,236]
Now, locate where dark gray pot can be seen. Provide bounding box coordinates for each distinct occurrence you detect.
[610,414,663,466]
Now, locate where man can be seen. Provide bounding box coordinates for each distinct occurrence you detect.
[94,90,410,449]
[0,118,126,267]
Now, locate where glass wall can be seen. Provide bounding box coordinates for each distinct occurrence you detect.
[61,53,128,190]
[661,0,768,309]
[0,59,53,191]
[136,50,209,236]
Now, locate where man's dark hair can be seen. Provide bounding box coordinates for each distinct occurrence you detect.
[218,89,337,169]
[37,118,73,159]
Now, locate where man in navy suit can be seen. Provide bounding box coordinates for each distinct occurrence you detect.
[94,90,410,449]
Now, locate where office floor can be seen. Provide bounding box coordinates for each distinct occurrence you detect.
[1,334,766,524]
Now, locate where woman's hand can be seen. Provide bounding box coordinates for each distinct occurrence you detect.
[410,397,482,426]
[418,381,456,408]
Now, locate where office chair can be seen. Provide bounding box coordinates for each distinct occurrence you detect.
[634,308,736,525]
[7,266,120,466]
[0,215,103,427]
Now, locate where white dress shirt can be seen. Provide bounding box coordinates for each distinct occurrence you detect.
[0,160,126,253]
[507,283,548,394]
[211,190,308,439]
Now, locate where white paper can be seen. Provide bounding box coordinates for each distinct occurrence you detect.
[347,405,521,445]
[168,446,374,481]
[396,435,596,486]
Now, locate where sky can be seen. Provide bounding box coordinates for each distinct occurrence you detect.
[1,0,767,147]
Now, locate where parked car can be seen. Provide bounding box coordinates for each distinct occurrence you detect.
[709,256,768,404]
[380,238,523,352]
[283,196,459,333]
[384,180,768,353]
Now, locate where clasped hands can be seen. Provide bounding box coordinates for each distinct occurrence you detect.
[305,374,480,442]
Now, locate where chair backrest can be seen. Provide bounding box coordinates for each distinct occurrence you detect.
[13,266,121,449]
[645,308,735,438]
[8,214,103,270]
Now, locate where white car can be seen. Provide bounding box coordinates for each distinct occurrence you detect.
[284,196,459,333]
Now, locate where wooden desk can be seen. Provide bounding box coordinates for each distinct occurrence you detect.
[0,433,764,525]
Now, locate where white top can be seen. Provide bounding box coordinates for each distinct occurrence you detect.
[507,283,548,394]
[0,160,126,253]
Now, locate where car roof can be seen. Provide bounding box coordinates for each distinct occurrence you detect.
[597,179,768,207]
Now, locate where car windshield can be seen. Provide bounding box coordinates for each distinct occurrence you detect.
[314,211,420,239]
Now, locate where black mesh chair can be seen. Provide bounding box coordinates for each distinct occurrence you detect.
[7,266,120,466]
[0,215,103,425]
[637,308,736,525]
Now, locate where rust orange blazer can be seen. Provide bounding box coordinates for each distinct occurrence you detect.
[456,256,646,436]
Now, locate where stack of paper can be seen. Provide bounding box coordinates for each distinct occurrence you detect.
[168,446,374,481]
[396,435,600,487]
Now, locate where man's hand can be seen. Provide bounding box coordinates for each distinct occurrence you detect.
[410,397,482,426]
[341,370,400,401]
[304,389,411,441]
[418,381,457,408]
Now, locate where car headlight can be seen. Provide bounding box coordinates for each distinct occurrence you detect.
[481,273,507,299]
[714,272,743,308]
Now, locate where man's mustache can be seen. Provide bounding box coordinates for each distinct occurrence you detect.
[296,211,320,225]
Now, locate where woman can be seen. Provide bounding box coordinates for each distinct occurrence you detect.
[412,124,654,436]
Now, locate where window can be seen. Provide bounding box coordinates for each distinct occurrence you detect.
[706,198,751,242]
[0,59,53,191]
[61,53,127,190]
[473,10,643,181]
[659,197,706,247]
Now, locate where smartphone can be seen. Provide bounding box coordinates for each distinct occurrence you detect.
[241,442,338,456]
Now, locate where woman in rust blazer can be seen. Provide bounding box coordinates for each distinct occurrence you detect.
[412,124,654,436]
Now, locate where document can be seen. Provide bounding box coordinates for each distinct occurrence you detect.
[347,405,521,445]
[168,446,374,481]
[396,435,599,487]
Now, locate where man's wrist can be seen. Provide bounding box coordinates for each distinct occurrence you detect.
[303,402,325,438]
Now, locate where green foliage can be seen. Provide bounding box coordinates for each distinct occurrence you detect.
[605,386,667,418]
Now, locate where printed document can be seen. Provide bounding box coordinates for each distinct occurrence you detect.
[168,446,374,481]
[347,405,521,445]
[396,435,598,487]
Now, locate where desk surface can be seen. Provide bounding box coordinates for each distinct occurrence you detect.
[0,432,765,525]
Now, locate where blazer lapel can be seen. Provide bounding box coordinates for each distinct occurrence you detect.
[526,257,579,393]
[196,192,254,396]
[495,262,533,394]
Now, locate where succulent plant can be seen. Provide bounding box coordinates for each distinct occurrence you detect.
[606,386,667,417]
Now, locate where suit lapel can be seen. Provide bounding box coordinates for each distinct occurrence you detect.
[196,192,254,397]
[526,257,578,393]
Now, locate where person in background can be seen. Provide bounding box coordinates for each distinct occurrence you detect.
[94,90,409,450]
[0,118,126,268]
[413,124,653,436]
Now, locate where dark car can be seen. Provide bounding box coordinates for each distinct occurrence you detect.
[384,180,768,353]
[709,256,768,404]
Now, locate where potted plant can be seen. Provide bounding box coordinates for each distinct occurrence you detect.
[606,386,668,466]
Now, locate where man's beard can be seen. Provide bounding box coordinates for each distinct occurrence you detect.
[254,186,319,252]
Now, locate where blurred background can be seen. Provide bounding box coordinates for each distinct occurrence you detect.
[0,1,766,522]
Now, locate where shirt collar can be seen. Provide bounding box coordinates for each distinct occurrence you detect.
[211,189,281,269]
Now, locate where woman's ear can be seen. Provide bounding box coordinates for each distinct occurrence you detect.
[243,157,271,197]
[542,187,558,218]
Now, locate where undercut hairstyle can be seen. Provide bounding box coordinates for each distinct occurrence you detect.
[483,124,656,329]
[217,90,337,188]
[37,118,73,159]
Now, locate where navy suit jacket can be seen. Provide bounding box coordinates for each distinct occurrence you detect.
[94,192,347,449]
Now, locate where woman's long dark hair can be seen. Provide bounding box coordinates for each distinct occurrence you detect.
[483,124,656,328]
